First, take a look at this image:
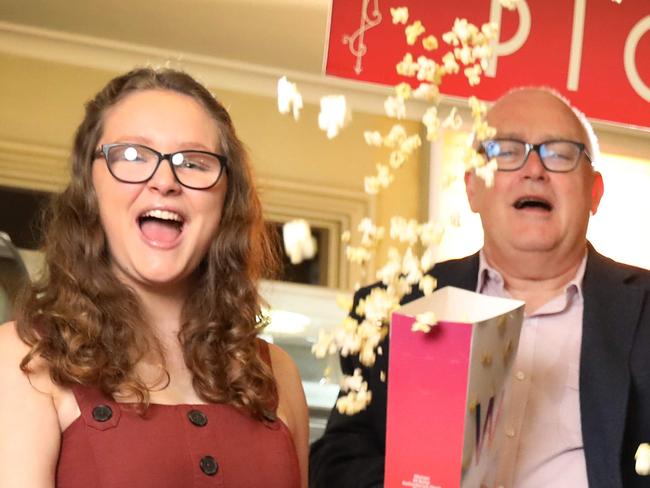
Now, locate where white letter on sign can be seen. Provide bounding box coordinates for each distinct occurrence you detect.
[486,0,531,78]
[624,16,650,102]
[567,0,587,91]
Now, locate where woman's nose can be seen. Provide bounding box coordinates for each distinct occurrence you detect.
[147,159,182,194]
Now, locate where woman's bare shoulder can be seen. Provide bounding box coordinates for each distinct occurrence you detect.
[267,341,309,488]
[0,321,62,486]
[0,321,51,388]
[0,321,31,370]
[266,342,306,406]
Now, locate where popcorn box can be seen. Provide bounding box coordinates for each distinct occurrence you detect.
[384,286,524,488]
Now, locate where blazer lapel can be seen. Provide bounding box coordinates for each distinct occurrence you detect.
[580,247,645,487]
[433,252,480,291]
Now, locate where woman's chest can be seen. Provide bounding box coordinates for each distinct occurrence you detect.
[56,401,300,488]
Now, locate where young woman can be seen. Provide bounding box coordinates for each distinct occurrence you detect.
[0,67,308,487]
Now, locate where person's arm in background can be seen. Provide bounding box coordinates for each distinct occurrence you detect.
[309,284,389,488]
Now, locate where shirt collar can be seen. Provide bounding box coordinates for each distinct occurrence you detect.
[477,249,588,302]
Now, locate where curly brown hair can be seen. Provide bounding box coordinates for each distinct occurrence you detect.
[16,67,280,418]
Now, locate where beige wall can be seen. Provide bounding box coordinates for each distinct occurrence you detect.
[0,52,427,289]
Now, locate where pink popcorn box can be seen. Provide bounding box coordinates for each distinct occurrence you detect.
[384,286,524,488]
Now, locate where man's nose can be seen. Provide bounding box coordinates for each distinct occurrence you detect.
[147,159,182,194]
[520,148,548,180]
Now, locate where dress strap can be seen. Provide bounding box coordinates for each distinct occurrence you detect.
[71,384,121,430]
[256,338,281,418]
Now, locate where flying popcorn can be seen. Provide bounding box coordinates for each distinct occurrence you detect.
[384,124,408,147]
[419,275,438,296]
[464,64,483,86]
[474,120,497,141]
[475,158,498,188]
[422,35,439,51]
[318,95,351,138]
[336,381,372,415]
[396,53,419,77]
[384,95,407,119]
[364,130,383,146]
[400,134,422,155]
[341,368,365,392]
[412,83,440,102]
[411,311,438,333]
[405,20,426,45]
[277,76,303,120]
[282,219,317,264]
[364,176,380,195]
[442,52,460,74]
[442,107,463,130]
[416,56,439,83]
[358,218,385,247]
[390,6,409,24]
[455,45,473,65]
[390,217,419,245]
[389,150,406,169]
[311,329,338,358]
[636,443,650,475]
[336,294,353,313]
[395,82,412,100]
[422,106,441,141]
[468,95,488,119]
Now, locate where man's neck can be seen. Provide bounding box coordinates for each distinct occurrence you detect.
[482,245,587,313]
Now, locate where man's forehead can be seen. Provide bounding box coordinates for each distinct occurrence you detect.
[487,89,588,143]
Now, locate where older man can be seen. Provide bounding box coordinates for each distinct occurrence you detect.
[310,88,650,487]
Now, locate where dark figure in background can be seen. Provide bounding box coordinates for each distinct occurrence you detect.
[310,88,650,488]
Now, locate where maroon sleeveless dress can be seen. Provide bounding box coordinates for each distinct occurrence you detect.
[55,340,300,488]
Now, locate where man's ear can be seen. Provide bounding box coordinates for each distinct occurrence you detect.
[465,170,480,213]
[590,171,604,215]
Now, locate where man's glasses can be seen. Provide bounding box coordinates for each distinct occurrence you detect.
[479,139,592,173]
[95,143,227,190]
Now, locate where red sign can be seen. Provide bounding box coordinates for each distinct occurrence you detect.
[325,0,650,129]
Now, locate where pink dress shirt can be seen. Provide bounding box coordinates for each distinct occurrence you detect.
[477,251,589,488]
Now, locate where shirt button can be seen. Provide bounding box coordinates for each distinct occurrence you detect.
[506,427,516,438]
[92,404,113,422]
[200,455,219,476]
[515,371,526,381]
[187,409,208,427]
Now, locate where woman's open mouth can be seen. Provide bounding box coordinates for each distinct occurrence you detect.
[137,209,185,246]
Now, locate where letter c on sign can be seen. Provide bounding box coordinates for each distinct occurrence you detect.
[624,16,650,102]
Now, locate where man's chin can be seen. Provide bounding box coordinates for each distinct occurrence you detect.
[511,239,559,253]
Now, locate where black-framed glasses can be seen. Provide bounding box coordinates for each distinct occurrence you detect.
[95,143,227,190]
[479,138,592,173]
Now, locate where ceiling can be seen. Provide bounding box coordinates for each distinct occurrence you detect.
[0,0,331,74]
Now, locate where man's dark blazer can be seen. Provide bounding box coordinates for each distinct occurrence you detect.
[309,245,650,487]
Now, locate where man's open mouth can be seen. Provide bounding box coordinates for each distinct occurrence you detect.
[137,209,185,243]
[513,197,553,211]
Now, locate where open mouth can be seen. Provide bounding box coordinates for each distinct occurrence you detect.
[513,197,553,211]
[137,209,185,244]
